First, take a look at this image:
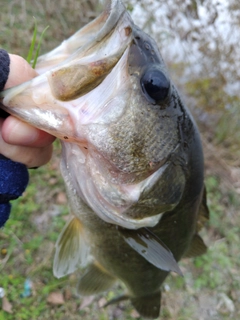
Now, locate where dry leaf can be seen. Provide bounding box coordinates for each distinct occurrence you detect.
[98,297,107,308]
[2,296,13,314]
[79,296,95,310]
[64,287,72,301]
[47,291,65,305]
[49,177,58,185]
[112,306,123,318]
[56,192,67,204]
[131,309,140,318]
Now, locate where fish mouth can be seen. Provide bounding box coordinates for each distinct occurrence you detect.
[36,0,129,75]
[0,0,133,140]
[0,0,186,229]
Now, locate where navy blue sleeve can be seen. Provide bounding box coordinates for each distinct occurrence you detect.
[0,155,29,226]
[0,49,29,227]
[0,49,10,91]
[0,49,11,118]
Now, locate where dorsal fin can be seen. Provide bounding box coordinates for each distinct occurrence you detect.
[184,185,209,258]
[184,234,208,258]
[119,227,183,276]
[197,185,210,232]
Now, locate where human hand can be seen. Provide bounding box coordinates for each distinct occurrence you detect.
[0,54,55,168]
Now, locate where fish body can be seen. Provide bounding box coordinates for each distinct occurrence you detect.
[0,0,208,318]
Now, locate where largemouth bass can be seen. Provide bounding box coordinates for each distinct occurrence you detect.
[0,0,209,318]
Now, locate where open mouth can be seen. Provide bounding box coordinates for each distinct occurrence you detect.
[0,1,133,140]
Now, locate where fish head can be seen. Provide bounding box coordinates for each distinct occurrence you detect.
[0,0,188,229]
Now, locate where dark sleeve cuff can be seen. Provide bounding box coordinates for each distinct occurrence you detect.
[0,158,29,228]
[0,203,11,227]
[0,49,10,92]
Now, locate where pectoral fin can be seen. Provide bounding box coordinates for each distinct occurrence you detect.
[53,217,89,278]
[119,228,182,276]
[78,262,116,295]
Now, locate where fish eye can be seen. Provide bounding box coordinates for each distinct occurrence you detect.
[141,67,170,103]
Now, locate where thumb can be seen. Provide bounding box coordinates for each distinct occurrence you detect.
[4,54,38,89]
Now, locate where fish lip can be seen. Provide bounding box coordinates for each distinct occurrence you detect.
[106,212,164,230]
[83,183,165,230]
[81,158,182,230]
[93,169,168,230]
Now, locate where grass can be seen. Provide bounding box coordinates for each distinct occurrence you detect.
[1,0,240,319]
[26,18,49,68]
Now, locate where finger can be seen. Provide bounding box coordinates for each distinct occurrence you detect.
[0,140,53,168]
[2,116,56,147]
[0,119,53,168]
[4,54,38,89]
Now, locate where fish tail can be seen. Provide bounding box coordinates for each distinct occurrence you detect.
[130,291,161,319]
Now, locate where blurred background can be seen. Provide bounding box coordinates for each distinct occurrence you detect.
[0,0,239,319]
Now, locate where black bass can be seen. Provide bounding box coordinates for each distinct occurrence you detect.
[0,0,209,318]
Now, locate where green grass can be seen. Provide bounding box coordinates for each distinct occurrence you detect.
[26,18,49,68]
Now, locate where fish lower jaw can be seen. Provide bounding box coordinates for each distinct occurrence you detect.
[62,144,183,230]
[81,181,164,230]
[91,202,164,230]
